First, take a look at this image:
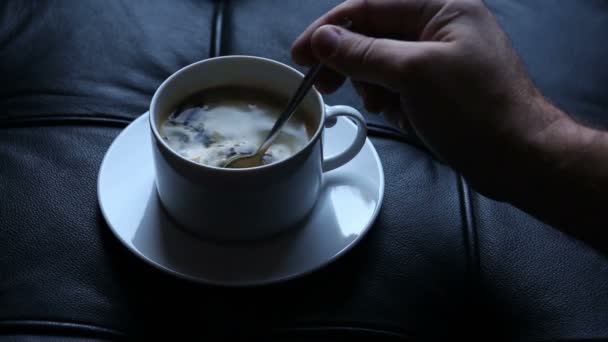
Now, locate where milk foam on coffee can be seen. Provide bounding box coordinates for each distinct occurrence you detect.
[160,86,312,167]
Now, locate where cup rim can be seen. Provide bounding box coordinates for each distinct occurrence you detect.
[149,55,326,174]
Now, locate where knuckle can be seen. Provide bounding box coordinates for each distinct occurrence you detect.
[344,36,376,67]
[359,38,378,66]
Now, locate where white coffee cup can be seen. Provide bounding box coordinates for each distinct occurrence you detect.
[149,55,367,241]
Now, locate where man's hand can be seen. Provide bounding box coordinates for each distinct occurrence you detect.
[292,0,608,251]
[292,0,551,197]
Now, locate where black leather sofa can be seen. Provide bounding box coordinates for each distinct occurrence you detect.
[1,1,607,341]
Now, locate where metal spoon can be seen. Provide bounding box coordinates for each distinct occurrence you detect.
[223,20,352,169]
[221,63,323,168]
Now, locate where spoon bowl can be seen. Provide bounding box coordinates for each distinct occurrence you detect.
[222,152,266,169]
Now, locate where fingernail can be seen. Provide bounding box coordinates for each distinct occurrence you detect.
[314,26,341,59]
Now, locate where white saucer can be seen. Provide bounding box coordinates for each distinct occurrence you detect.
[98,112,384,286]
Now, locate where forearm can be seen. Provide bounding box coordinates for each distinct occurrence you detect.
[498,98,608,250]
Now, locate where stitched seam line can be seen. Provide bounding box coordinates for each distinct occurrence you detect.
[457,175,480,287]
[0,114,431,150]
[0,116,131,129]
[367,125,431,151]
[367,122,408,136]
[271,325,415,340]
[210,0,225,58]
[1,112,133,122]
[0,320,126,338]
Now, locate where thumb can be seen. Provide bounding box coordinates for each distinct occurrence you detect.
[311,25,438,91]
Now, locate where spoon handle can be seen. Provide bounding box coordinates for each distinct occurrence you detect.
[258,62,323,153]
[258,18,353,155]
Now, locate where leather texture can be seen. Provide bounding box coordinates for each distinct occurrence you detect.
[474,1,608,340]
[0,0,212,123]
[0,0,607,341]
[487,0,608,130]
[0,337,109,342]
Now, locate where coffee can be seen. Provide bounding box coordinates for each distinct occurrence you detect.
[160,86,314,167]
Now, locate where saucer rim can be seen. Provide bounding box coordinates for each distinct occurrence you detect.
[98,112,385,287]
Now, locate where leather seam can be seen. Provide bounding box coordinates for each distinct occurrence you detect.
[457,175,481,287]
[0,320,126,338]
[210,0,226,58]
[0,113,434,147]
[367,122,408,136]
[0,115,132,128]
[367,125,431,151]
[270,326,415,340]
[1,113,133,121]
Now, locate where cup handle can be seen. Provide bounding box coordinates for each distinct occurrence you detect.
[322,105,368,172]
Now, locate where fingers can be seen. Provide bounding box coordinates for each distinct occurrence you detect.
[291,0,440,67]
[291,0,356,67]
[314,67,346,94]
[352,80,395,114]
[310,25,444,90]
[351,79,410,131]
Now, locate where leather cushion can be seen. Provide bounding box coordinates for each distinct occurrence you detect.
[0,124,470,340]
[475,0,608,340]
[1,0,608,340]
[0,0,212,122]
[0,0,469,340]
[487,0,608,130]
